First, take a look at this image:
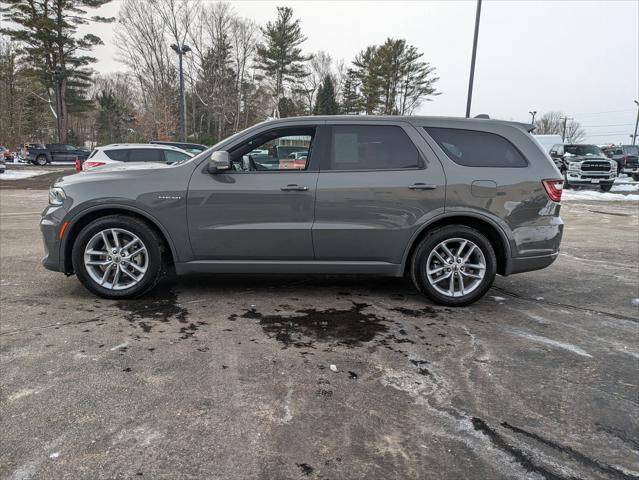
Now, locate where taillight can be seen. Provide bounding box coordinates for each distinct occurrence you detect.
[542,179,563,202]
[75,158,82,172]
[83,161,106,169]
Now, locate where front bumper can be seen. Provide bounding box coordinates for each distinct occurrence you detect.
[40,205,66,272]
[622,166,639,174]
[565,171,615,185]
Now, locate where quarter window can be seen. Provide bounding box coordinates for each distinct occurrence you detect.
[425,127,527,167]
[330,125,420,170]
[163,150,191,163]
[104,149,129,161]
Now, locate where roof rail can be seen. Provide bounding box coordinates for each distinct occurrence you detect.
[474,114,490,119]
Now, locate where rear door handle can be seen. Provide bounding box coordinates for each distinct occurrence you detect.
[281,184,309,191]
[409,183,437,190]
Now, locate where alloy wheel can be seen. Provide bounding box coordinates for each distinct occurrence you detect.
[83,228,148,290]
[426,237,486,298]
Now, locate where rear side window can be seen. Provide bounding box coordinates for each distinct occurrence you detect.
[128,149,164,163]
[330,125,420,170]
[104,149,129,161]
[425,127,527,167]
[163,150,191,163]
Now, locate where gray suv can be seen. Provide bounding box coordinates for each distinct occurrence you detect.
[41,116,564,306]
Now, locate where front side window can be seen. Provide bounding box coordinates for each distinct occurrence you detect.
[425,127,527,167]
[330,125,420,170]
[229,127,315,171]
[128,149,164,163]
[65,145,77,151]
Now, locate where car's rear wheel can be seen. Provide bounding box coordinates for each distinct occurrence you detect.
[410,225,497,306]
[72,215,164,298]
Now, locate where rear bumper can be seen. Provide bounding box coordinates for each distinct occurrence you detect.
[509,252,559,275]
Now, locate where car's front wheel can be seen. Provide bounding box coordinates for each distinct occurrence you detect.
[35,155,48,166]
[410,225,497,306]
[72,215,164,298]
[600,183,613,192]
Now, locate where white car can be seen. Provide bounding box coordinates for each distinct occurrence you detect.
[82,144,194,170]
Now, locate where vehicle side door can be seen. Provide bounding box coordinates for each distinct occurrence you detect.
[313,122,446,265]
[187,124,324,261]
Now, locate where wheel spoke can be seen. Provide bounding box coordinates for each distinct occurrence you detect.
[461,271,482,279]
[441,243,455,261]
[462,245,476,263]
[457,240,468,258]
[121,238,138,250]
[112,264,121,287]
[125,246,146,258]
[448,274,455,296]
[431,271,451,284]
[434,250,447,264]
[120,265,139,281]
[100,264,114,285]
[427,266,445,275]
[100,231,111,251]
[111,229,120,248]
[86,259,110,266]
[465,263,485,270]
[86,249,107,256]
[125,261,146,274]
[457,272,465,295]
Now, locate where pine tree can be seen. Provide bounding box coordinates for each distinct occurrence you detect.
[340,68,362,115]
[313,75,338,115]
[353,46,381,115]
[255,6,311,117]
[1,0,114,143]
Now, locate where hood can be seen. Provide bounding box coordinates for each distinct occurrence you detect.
[54,162,176,188]
[563,154,609,162]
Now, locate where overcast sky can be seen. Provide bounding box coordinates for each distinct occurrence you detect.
[82,0,638,144]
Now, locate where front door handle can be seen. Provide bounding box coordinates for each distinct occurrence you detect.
[281,184,309,191]
[409,183,437,190]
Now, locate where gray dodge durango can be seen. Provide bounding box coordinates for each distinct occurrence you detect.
[41,116,564,306]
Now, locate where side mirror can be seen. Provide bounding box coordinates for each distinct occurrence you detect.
[549,150,558,157]
[208,151,230,173]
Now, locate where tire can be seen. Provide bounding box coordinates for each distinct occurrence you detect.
[410,225,497,307]
[71,215,164,299]
[36,155,48,166]
[563,170,572,189]
[632,173,639,182]
[600,183,613,192]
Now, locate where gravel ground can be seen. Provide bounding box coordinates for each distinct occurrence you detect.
[0,186,637,480]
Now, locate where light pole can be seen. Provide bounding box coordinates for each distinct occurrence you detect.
[632,100,639,146]
[171,43,191,142]
[465,0,482,118]
[529,111,537,124]
[561,116,573,142]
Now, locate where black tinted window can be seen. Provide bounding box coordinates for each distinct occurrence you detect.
[128,149,163,163]
[425,127,527,167]
[104,149,128,161]
[330,125,420,170]
[163,150,190,163]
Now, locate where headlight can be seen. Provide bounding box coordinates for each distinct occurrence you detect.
[568,162,580,170]
[49,187,66,206]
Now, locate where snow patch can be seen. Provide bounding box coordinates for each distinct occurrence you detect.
[563,189,639,202]
[0,169,49,180]
[49,452,60,459]
[511,330,592,358]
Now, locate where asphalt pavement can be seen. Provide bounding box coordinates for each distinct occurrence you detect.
[0,182,637,480]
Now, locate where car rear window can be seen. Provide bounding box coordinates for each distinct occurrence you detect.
[425,127,527,167]
[104,149,129,161]
[330,125,421,170]
[128,149,164,163]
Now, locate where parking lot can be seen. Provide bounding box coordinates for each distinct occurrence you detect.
[1,168,638,480]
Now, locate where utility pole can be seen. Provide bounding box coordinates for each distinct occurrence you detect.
[465,0,482,118]
[633,100,639,146]
[171,43,191,142]
[561,116,573,142]
[529,111,537,124]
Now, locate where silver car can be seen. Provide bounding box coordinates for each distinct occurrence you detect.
[41,116,564,306]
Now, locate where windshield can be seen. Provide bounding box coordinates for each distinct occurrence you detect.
[564,145,603,156]
[625,145,639,156]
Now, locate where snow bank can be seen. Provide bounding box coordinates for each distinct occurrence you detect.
[0,169,49,180]
[563,189,639,202]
